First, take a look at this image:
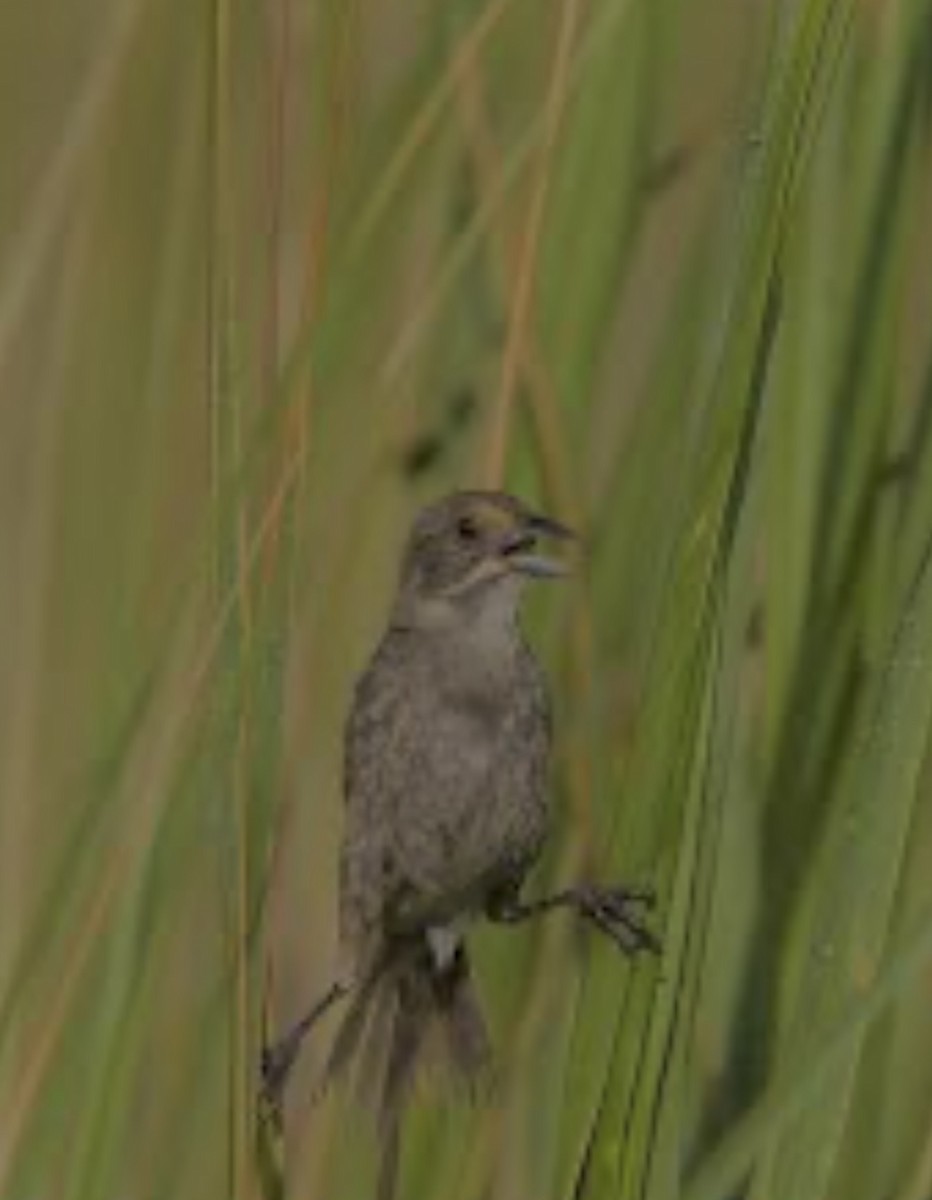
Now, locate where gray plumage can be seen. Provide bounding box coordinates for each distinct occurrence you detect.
[332,492,558,1199]
[260,491,658,1200]
[339,572,551,965]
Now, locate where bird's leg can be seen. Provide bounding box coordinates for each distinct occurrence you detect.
[260,976,352,1112]
[488,883,660,955]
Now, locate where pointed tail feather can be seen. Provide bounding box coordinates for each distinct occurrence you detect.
[376,1117,401,1200]
[435,943,491,1086]
[325,937,490,1200]
[375,967,427,1200]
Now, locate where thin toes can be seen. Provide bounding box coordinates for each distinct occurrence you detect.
[587,893,661,955]
[627,922,662,954]
[258,1075,284,1129]
[260,1046,289,1105]
[610,904,661,954]
[584,906,639,953]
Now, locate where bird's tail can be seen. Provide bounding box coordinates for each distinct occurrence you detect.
[324,937,490,1200]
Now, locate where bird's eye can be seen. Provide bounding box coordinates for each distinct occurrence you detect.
[457,516,479,541]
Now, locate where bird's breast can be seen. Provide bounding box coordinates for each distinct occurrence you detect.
[389,641,550,903]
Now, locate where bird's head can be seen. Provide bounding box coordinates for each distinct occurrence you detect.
[393,490,575,630]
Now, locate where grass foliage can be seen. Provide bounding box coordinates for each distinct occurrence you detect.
[1,0,932,1197]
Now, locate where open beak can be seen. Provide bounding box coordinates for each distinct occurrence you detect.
[500,511,576,579]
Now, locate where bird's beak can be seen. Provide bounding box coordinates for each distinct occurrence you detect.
[500,511,576,579]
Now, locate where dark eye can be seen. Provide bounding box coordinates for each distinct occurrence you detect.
[457,516,479,541]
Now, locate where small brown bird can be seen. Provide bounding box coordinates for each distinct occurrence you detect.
[262,491,657,1198]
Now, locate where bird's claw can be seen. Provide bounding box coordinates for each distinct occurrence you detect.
[258,1043,290,1126]
[577,884,660,955]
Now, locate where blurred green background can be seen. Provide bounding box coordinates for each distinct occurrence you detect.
[2,0,932,1198]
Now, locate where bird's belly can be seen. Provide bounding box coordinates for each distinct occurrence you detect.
[390,706,548,918]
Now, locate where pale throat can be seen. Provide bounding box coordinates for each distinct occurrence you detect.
[402,575,527,687]
[398,568,521,626]
[449,577,529,697]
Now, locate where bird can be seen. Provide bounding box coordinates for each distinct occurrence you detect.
[261,490,658,1199]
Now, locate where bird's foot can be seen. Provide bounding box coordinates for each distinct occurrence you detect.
[258,1044,288,1127]
[575,884,660,955]
[257,974,354,1123]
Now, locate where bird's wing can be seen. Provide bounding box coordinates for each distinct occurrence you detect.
[338,635,414,961]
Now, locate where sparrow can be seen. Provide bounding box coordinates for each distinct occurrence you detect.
[262,490,658,1199]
